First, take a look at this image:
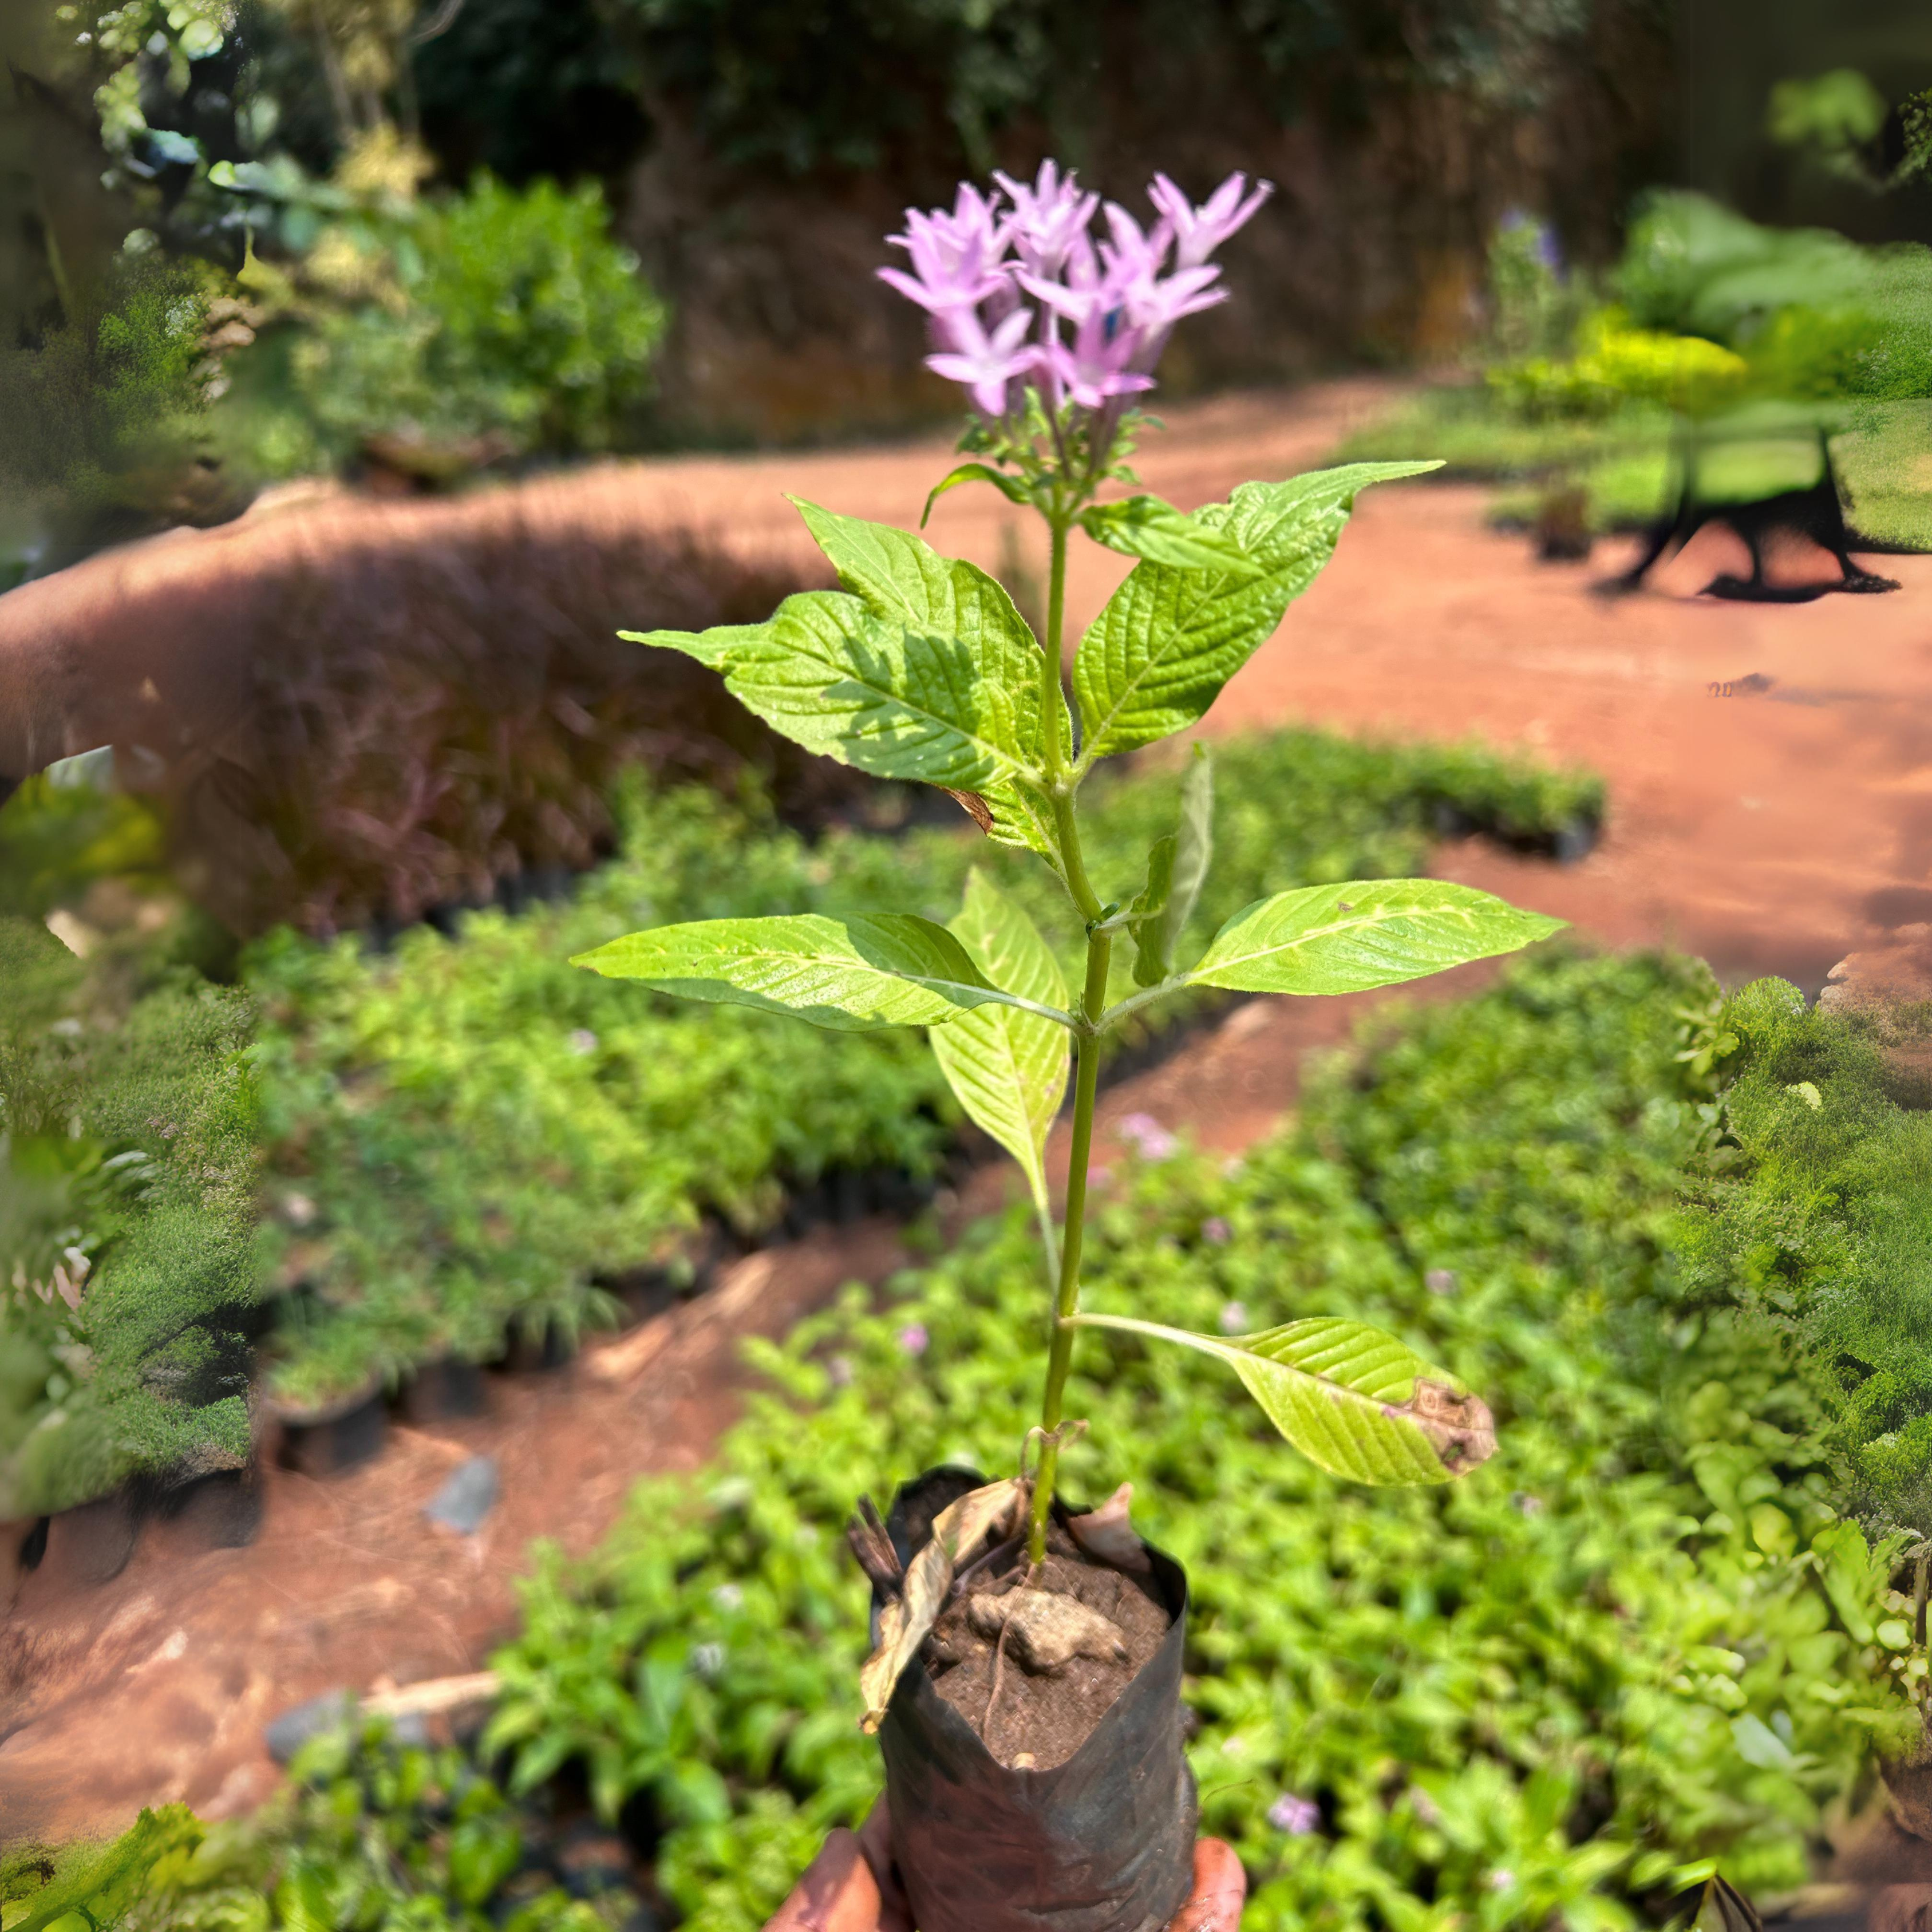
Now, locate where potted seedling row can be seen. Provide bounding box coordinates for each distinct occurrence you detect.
[574,163,1561,1932]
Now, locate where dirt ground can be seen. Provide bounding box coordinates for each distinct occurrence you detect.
[5,377,1931,1847]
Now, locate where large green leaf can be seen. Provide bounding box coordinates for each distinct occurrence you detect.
[791,495,1069,769]
[1189,879,1564,996]
[1071,1312,1496,1484]
[927,871,1070,1209]
[627,499,1070,867]
[625,589,1031,795]
[1078,495,1261,574]
[571,913,1046,1032]
[1073,461,1439,759]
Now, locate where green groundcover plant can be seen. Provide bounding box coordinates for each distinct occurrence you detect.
[1677,978,1932,1537]
[0,913,256,1518]
[0,1723,607,1932]
[572,161,1563,1744]
[485,950,1920,1929]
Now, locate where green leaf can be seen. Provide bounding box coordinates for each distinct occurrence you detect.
[571,913,1058,1032]
[928,871,1070,1209]
[1131,743,1214,986]
[921,461,1034,527]
[790,497,1072,775]
[1730,1713,1796,1771]
[1073,461,1440,759]
[975,773,1066,872]
[1072,1312,1496,1483]
[1190,879,1564,996]
[1127,835,1176,988]
[625,589,1034,795]
[1812,1520,1880,1643]
[448,1818,522,1907]
[617,621,767,671]
[626,500,1070,867]
[1078,495,1263,574]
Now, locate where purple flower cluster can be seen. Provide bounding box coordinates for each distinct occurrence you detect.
[1115,1112,1178,1161]
[879,163,1272,422]
[1266,1792,1319,1835]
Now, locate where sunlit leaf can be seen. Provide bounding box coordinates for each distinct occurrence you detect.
[1072,1311,1496,1484]
[1190,879,1564,996]
[1078,495,1262,574]
[791,497,1074,769]
[625,590,1032,794]
[572,913,1058,1032]
[1073,462,1439,758]
[928,871,1070,1209]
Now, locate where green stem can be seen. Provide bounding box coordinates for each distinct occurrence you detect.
[1041,509,1070,784]
[1051,790,1104,925]
[1025,489,1109,1561]
[1029,916,1111,1563]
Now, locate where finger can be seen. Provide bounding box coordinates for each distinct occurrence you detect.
[764,1827,884,1932]
[857,1796,914,1932]
[856,1795,893,1882]
[1169,1839,1247,1932]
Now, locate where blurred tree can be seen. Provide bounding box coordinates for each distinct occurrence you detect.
[411,0,649,188]
[595,0,1640,181]
[1764,68,1932,201]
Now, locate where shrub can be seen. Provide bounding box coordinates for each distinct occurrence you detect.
[1677,979,1932,1536]
[480,949,1916,1930]
[0,248,238,572]
[135,523,840,939]
[1488,311,1749,423]
[289,174,667,467]
[0,1726,609,1931]
[0,916,258,1518]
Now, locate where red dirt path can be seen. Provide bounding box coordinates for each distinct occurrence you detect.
[5,377,1931,1846]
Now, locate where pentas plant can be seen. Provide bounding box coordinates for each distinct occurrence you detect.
[575,164,1564,1571]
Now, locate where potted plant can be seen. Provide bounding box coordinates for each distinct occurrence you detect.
[574,163,1563,1932]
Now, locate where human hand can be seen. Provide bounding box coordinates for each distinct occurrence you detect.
[763,1799,1246,1932]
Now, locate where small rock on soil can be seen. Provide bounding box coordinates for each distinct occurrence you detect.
[424,1456,500,1536]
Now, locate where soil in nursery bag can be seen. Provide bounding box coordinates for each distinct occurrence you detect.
[922,1520,1170,1770]
[876,1467,1196,1932]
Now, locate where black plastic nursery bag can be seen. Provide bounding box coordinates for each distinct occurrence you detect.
[876,1467,1198,1932]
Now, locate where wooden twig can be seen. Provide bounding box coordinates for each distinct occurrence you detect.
[365,1670,498,1718]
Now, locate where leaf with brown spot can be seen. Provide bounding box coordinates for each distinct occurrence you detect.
[1069,1313,1496,1485]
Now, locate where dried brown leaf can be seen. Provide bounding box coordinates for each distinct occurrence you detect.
[858,1476,1024,1731]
